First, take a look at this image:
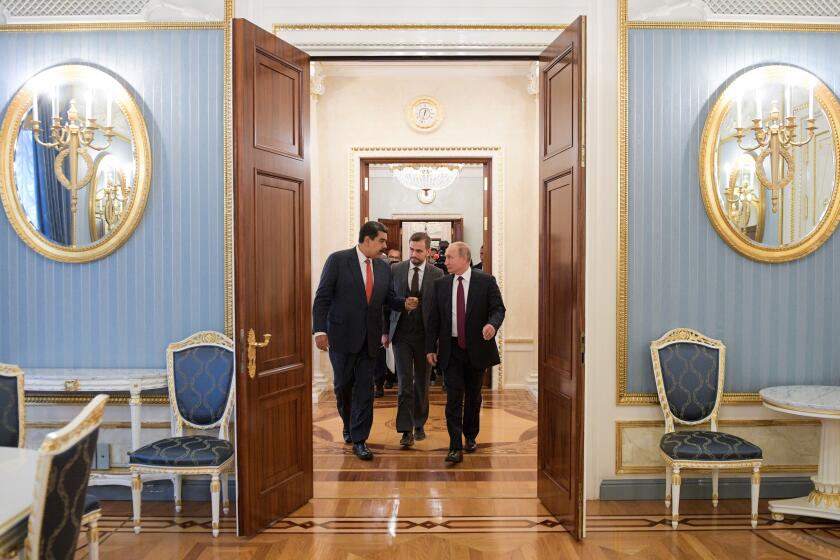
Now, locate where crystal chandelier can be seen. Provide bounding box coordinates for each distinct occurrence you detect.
[390,163,463,204]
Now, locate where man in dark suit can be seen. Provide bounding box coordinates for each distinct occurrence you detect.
[313,221,418,461]
[426,241,505,464]
[388,232,444,447]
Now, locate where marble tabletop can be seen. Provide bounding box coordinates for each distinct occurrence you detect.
[759,385,840,415]
[0,447,38,538]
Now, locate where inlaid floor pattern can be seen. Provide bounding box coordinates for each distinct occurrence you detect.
[77,388,840,559]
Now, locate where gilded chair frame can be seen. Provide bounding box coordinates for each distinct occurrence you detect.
[26,394,108,560]
[130,330,235,538]
[650,328,763,529]
[0,363,25,447]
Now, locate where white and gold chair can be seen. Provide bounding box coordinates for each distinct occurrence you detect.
[26,394,108,560]
[651,328,763,529]
[129,331,235,537]
[0,363,25,448]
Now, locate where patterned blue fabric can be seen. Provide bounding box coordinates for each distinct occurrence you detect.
[0,376,20,447]
[38,427,99,560]
[658,343,719,422]
[129,435,233,467]
[660,431,763,461]
[172,346,234,426]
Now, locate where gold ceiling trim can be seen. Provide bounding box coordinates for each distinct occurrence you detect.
[274,23,566,32]
[0,21,225,32]
[615,419,820,474]
[615,0,840,404]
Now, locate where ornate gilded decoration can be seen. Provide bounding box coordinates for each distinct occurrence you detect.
[64,379,80,392]
[0,64,151,262]
[247,329,271,380]
[808,489,840,509]
[699,64,840,262]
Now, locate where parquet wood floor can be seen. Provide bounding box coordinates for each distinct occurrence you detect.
[75,388,840,559]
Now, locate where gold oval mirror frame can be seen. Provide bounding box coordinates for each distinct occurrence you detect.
[700,64,840,262]
[0,64,150,263]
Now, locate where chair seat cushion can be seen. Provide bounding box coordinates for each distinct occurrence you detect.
[129,435,233,468]
[84,493,100,514]
[660,431,763,462]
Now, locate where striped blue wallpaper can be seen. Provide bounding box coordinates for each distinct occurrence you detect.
[628,29,840,393]
[0,30,224,368]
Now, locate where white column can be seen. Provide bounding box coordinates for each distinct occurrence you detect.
[128,380,142,451]
[812,419,840,502]
[310,62,329,403]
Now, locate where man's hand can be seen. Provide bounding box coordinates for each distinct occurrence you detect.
[315,334,329,351]
[427,353,438,366]
[381,334,390,348]
[482,324,496,340]
[405,297,419,311]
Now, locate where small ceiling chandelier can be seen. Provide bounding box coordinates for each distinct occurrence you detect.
[389,163,463,204]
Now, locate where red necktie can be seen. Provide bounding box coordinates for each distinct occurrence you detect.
[365,259,374,304]
[457,276,466,349]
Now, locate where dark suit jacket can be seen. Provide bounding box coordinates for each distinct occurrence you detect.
[425,269,506,370]
[387,260,444,342]
[312,248,403,357]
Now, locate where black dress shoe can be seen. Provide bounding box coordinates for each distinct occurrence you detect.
[342,429,352,444]
[400,432,415,447]
[353,442,374,460]
[414,428,426,441]
[445,449,463,463]
[464,438,477,453]
[374,386,385,398]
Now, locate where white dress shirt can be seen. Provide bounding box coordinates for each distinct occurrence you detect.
[451,266,472,337]
[408,260,426,291]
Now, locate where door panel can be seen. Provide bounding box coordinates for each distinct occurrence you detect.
[234,18,312,536]
[538,15,586,539]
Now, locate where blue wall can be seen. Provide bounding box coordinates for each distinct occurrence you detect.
[0,30,225,368]
[628,29,840,393]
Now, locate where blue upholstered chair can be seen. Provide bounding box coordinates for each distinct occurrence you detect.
[26,394,108,560]
[0,363,25,447]
[651,328,763,529]
[129,331,235,537]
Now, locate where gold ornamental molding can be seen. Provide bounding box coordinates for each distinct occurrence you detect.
[274,23,567,32]
[26,392,169,405]
[615,0,840,405]
[615,419,820,475]
[0,21,225,32]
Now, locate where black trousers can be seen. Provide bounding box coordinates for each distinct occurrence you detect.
[444,338,483,450]
[374,346,387,387]
[329,348,375,443]
[392,335,431,433]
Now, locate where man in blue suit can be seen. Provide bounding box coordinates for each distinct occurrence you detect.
[313,221,418,460]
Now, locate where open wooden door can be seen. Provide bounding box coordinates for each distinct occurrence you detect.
[537,16,586,538]
[378,218,401,252]
[233,18,312,536]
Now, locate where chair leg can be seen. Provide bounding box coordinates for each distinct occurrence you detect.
[665,464,672,508]
[173,474,183,513]
[87,518,100,560]
[712,468,719,508]
[671,467,681,530]
[211,474,221,537]
[221,472,230,515]
[131,473,143,534]
[751,466,761,528]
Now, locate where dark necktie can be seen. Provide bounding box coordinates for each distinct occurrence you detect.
[411,266,420,294]
[457,276,466,349]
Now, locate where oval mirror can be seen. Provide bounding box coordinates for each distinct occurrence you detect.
[700,64,840,262]
[0,64,150,262]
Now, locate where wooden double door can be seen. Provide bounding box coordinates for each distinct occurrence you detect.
[232,17,587,538]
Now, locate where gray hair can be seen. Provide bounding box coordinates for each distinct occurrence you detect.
[448,241,471,262]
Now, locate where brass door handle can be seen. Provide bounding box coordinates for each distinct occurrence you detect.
[247,328,272,379]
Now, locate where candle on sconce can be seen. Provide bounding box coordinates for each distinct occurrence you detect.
[755,89,762,121]
[51,85,58,117]
[32,91,38,122]
[736,94,742,128]
[785,84,791,118]
[106,93,113,127]
[85,91,93,122]
[809,81,815,120]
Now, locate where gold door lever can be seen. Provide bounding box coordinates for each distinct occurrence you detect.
[247,328,272,379]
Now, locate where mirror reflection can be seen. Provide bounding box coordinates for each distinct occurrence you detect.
[714,65,836,248]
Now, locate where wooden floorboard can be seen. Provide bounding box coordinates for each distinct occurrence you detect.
[77,388,840,559]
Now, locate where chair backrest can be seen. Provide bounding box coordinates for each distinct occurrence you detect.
[0,363,24,447]
[166,331,235,438]
[27,394,108,560]
[650,328,726,432]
